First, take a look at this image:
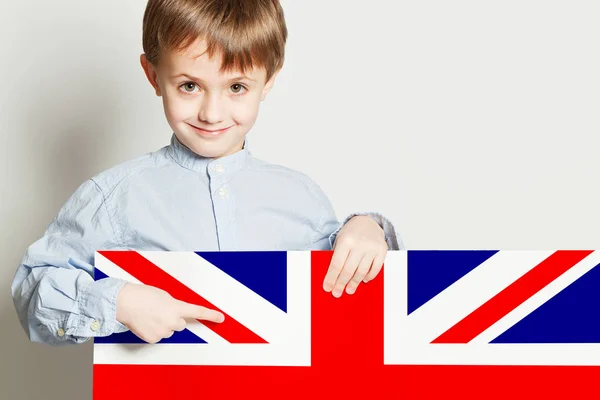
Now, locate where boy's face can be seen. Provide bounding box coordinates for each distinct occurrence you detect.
[141,39,278,159]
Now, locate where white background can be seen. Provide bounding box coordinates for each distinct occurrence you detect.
[1,1,599,398]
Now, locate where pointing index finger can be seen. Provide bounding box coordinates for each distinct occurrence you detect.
[178,301,225,323]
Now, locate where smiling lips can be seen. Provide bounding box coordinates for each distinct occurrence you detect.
[188,123,233,137]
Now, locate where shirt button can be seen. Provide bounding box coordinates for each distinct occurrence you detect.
[90,320,101,332]
[218,188,227,198]
[57,328,65,337]
[214,163,224,173]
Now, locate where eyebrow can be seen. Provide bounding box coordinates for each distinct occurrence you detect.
[171,73,256,83]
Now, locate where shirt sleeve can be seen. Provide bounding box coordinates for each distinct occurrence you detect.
[327,211,406,251]
[10,179,129,346]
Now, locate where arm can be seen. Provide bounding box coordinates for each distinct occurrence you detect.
[10,179,128,346]
[304,178,405,296]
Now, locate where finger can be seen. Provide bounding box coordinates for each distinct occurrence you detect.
[178,302,225,322]
[364,249,386,283]
[323,242,350,292]
[163,330,174,339]
[172,318,186,332]
[332,249,363,298]
[131,330,157,344]
[137,327,163,344]
[346,254,374,295]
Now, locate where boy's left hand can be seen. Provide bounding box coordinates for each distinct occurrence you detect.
[323,215,388,297]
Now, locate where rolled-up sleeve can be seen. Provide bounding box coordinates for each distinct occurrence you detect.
[11,179,128,346]
[327,211,406,250]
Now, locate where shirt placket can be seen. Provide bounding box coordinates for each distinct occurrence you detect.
[208,161,237,250]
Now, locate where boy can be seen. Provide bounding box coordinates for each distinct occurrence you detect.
[11,0,404,346]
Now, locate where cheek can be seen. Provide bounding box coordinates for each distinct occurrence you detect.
[163,93,197,123]
[231,96,261,125]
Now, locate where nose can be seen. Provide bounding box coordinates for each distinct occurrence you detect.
[198,93,224,124]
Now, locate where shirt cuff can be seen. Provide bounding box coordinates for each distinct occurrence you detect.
[65,276,129,340]
[328,212,406,250]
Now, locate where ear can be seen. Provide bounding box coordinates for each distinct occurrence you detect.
[140,54,162,97]
[261,69,281,101]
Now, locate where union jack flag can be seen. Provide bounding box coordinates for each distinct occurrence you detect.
[93,250,600,400]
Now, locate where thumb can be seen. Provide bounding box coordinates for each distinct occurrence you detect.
[177,301,225,323]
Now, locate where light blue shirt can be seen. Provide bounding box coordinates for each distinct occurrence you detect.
[11,133,404,346]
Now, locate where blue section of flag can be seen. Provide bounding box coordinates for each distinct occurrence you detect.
[490,263,600,344]
[94,329,207,344]
[196,251,287,312]
[94,267,109,281]
[93,268,206,344]
[408,250,498,315]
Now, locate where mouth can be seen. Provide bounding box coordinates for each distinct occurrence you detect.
[187,123,233,137]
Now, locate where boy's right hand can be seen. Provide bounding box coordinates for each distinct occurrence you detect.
[115,283,225,344]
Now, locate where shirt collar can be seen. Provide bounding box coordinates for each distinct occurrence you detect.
[167,133,250,175]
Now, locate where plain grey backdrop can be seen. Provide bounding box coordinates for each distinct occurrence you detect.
[1,0,599,398]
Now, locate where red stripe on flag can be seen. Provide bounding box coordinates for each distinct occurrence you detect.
[432,250,593,344]
[310,250,385,368]
[98,250,266,344]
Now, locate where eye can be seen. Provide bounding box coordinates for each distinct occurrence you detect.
[180,82,199,93]
[230,83,247,94]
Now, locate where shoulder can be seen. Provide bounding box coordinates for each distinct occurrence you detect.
[55,147,169,218]
[89,146,171,197]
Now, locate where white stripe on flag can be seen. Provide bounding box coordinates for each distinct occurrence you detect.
[139,251,309,345]
[94,252,224,344]
[93,251,311,367]
[473,250,600,343]
[384,250,600,366]
[399,250,554,344]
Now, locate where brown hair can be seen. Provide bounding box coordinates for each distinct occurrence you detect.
[142,0,287,82]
